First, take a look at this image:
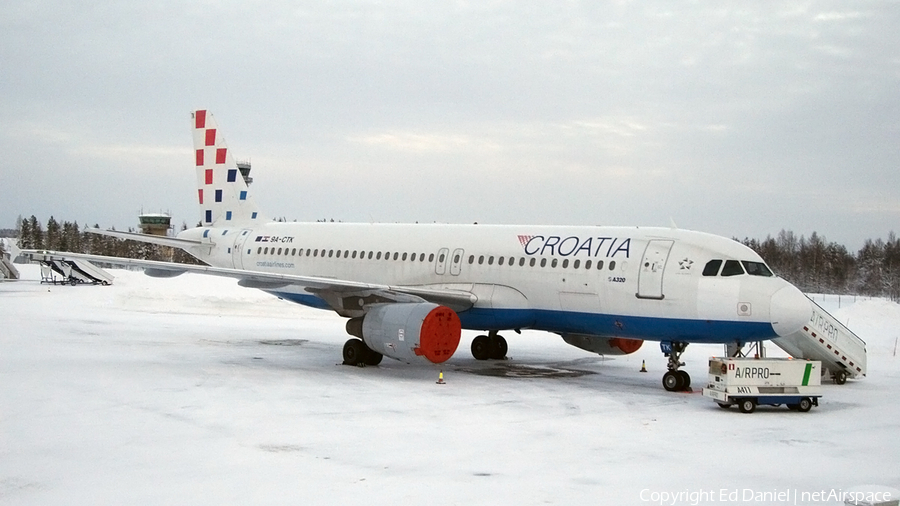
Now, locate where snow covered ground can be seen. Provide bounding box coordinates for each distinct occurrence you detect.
[2,264,899,505]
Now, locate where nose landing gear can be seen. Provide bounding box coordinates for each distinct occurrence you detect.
[661,341,691,392]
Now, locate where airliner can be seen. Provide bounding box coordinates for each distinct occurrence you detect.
[28,110,812,391]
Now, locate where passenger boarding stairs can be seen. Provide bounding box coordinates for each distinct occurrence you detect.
[771,295,867,383]
[0,239,19,280]
[1,255,18,280]
[20,251,114,286]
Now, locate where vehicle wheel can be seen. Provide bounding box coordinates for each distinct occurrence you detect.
[716,402,730,409]
[738,398,756,413]
[797,397,813,412]
[363,348,383,366]
[471,335,492,360]
[678,370,691,390]
[489,334,508,359]
[662,371,684,392]
[833,371,847,385]
[342,339,366,365]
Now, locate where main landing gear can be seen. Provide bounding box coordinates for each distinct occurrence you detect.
[661,341,691,392]
[342,338,383,366]
[471,330,508,360]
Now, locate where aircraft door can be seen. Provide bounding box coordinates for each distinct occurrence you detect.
[232,229,252,269]
[636,240,674,300]
[435,248,449,275]
[449,248,464,276]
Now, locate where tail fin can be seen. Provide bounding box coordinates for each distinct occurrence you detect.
[192,110,267,226]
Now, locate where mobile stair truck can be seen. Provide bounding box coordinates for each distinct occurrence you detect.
[702,357,822,413]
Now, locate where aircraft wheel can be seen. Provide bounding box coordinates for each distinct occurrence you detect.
[662,371,683,392]
[342,339,367,365]
[489,334,508,359]
[678,370,691,389]
[797,397,813,412]
[833,371,847,385]
[738,398,756,413]
[364,348,383,366]
[471,335,492,360]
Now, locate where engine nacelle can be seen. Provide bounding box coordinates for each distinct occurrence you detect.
[560,333,644,355]
[346,303,461,364]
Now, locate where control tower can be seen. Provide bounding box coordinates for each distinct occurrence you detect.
[138,213,173,236]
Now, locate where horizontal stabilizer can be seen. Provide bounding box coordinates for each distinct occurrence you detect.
[86,228,204,249]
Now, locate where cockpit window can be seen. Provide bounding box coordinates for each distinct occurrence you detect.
[702,260,722,277]
[742,261,773,277]
[720,260,745,277]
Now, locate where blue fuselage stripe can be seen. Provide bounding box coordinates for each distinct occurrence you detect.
[269,291,776,344]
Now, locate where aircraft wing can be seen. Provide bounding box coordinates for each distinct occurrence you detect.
[16,250,477,316]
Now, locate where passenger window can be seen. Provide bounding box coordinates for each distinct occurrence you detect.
[551,259,558,268]
[393,252,399,261]
[609,261,616,270]
[597,260,604,270]
[488,256,494,265]
[562,259,569,268]
[419,253,425,262]
[376,252,382,260]
[429,253,435,262]
[257,247,262,254]
[742,261,774,277]
[519,257,525,267]
[585,260,592,269]
[530,258,536,267]
[540,258,547,267]
[721,260,745,276]
[573,259,580,269]
[479,255,484,265]
[292,248,297,256]
[402,253,408,261]
[498,257,505,266]
[454,254,460,263]
[703,260,722,276]
[468,255,474,264]
[439,253,445,262]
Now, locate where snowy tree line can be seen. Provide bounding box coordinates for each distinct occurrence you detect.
[741,230,899,301]
[14,215,202,265]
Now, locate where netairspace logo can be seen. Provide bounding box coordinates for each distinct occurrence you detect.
[639,487,896,505]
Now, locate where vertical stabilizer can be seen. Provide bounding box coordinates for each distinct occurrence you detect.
[192,110,267,226]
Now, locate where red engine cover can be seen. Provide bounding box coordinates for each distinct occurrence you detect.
[414,306,462,363]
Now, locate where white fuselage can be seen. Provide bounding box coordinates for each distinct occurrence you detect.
[178,222,810,345]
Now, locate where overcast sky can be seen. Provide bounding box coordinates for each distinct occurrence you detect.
[2,1,897,250]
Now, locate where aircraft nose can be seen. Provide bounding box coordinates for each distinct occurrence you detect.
[770,284,811,337]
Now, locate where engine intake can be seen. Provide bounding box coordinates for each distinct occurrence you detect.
[346,303,461,364]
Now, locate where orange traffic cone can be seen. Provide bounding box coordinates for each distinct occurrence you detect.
[640,360,648,373]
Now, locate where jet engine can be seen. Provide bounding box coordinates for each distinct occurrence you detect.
[560,334,644,355]
[346,303,462,364]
